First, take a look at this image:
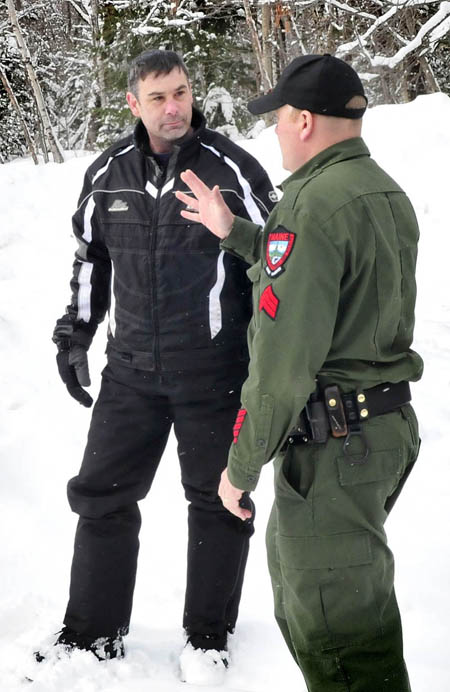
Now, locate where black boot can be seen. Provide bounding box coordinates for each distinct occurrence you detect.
[34,626,125,662]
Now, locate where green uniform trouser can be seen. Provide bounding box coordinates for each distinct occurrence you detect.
[266,404,420,692]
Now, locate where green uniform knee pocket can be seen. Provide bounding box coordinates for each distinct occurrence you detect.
[277,531,386,648]
[319,564,383,647]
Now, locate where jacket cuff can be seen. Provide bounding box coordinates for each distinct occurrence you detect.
[227,452,261,492]
[71,325,96,349]
[220,216,262,265]
[53,313,97,350]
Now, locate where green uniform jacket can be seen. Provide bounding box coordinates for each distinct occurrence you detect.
[221,137,423,491]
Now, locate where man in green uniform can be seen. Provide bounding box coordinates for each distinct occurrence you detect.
[176,54,423,692]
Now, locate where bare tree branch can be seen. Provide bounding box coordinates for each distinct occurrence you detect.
[336,5,399,56]
[6,0,65,163]
[67,0,91,25]
[371,2,450,68]
[325,1,376,21]
[0,66,38,164]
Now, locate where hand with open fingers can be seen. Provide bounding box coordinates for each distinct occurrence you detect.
[218,468,253,521]
[175,169,235,239]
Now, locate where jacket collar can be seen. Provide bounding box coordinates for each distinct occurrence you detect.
[133,107,206,159]
[281,137,370,193]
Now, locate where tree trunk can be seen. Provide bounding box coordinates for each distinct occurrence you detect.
[419,56,440,94]
[36,117,49,163]
[276,2,294,65]
[91,0,107,110]
[6,0,65,163]
[261,2,273,88]
[243,0,272,92]
[0,67,39,164]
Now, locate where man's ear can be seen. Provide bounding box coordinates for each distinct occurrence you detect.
[299,110,314,141]
[126,91,140,118]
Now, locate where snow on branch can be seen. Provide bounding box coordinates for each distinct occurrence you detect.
[107,0,134,9]
[325,0,376,20]
[133,25,163,35]
[371,1,450,68]
[288,0,319,7]
[382,0,442,7]
[0,2,48,33]
[134,5,205,35]
[336,6,398,56]
[135,4,161,34]
[429,7,450,41]
[67,0,91,25]
[164,13,205,27]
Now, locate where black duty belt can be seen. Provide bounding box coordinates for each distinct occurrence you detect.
[285,381,411,460]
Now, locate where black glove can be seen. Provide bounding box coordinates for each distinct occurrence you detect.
[239,492,255,533]
[53,316,93,408]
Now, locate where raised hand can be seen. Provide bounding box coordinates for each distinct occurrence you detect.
[176,169,235,239]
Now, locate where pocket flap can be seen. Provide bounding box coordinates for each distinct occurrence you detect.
[336,449,403,487]
[277,530,372,570]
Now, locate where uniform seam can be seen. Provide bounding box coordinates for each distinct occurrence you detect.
[315,189,404,229]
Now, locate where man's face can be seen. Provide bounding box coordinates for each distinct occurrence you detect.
[126,67,193,153]
[275,105,305,172]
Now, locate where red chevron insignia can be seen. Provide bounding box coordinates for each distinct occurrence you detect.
[233,408,247,444]
[259,285,280,320]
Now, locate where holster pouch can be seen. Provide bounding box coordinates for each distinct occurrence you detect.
[324,385,348,438]
[305,399,329,443]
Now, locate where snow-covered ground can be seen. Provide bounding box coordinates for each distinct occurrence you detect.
[1,93,449,691]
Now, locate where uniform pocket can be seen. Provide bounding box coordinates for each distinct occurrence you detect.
[336,448,404,487]
[399,404,420,462]
[274,448,308,501]
[277,530,372,570]
[319,559,383,645]
[276,530,383,647]
[273,447,315,537]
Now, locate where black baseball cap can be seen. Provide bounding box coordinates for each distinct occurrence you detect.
[248,54,367,119]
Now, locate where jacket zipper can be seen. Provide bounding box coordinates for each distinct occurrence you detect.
[148,149,179,372]
[150,183,162,372]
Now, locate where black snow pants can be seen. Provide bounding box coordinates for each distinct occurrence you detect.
[64,359,254,649]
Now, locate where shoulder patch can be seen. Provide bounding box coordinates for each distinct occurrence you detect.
[259,285,280,320]
[265,226,296,277]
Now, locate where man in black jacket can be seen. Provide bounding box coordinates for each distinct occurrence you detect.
[46,50,275,684]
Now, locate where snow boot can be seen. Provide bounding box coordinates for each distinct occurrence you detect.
[34,626,125,662]
[180,636,228,686]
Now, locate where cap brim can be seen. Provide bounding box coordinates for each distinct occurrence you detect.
[247,89,285,115]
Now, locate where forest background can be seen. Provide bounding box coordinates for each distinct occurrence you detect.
[1,0,450,165]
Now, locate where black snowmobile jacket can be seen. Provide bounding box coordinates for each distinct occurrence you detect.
[65,108,276,371]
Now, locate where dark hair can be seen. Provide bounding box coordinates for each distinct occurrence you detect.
[128,50,189,97]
